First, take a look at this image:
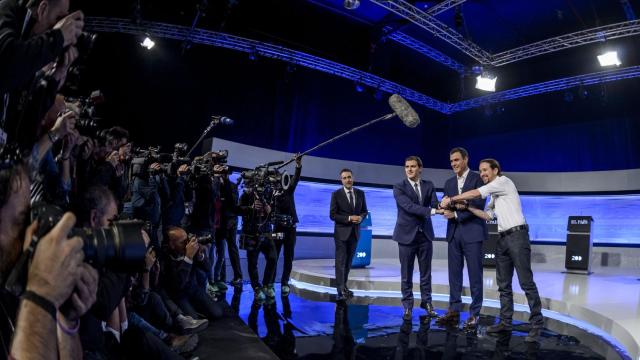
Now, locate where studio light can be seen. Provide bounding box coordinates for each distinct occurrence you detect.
[344,0,360,10]
[475,74,497,92]
[597,51,621,67]
[140,37,155,50]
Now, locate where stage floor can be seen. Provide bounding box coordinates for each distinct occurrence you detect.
[290,258,640,360]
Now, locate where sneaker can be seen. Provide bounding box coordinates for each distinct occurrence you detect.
[207,282,219,298]
[263,284,276,298]
[215,281,228,291]
[166,333,198,354]
[254,286,266,301]
[176,314,209,334]
[281,285,290,296]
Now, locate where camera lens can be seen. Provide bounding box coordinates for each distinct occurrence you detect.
[80,220,147,272]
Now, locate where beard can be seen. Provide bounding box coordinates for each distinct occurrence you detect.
[0,237,22,279]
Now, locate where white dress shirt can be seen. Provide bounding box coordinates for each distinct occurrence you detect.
[457,168,470,195]
[478,175,526,232]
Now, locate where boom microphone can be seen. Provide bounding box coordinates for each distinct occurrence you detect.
[211,115,234,126]
[388,94,420,128]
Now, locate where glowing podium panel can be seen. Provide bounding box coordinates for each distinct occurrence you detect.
[352,212,372,268]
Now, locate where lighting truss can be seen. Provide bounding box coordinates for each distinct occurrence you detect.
[368,0,493,64]
[448,65,640,113]
[85,17,451,113]
[383,26,466,73]
[492,20,640,66]
[425,0,468,16]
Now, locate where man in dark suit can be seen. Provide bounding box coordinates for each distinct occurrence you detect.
[392,156,443,321]
[330,168,368,301]
[437,147,487,330]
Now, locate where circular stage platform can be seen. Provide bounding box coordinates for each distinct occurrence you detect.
[290,258,640,360]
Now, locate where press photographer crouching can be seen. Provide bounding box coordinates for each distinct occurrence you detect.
[161,226,224,321]
[0,146,98,359]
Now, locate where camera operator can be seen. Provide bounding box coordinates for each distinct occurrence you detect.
[271,154,302,296]
[210,170,242,291]
[131,161,168,248]
[161,164,189,229]
[0,0,84,146]
[160,226,224,320]
[0,151,97,359]
[238,185,277,301]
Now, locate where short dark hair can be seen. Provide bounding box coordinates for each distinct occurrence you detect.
[404,156,423,168]
[449,147,468,159]
[106,126,129,142]
[480,158,502,176]
[77,185,115,226]
[339,168,352,176]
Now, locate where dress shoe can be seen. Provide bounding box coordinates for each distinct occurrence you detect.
[420,302,438,317]
[343,287,354,298]
[403,308,412,321]
[436,310,460,325]
[525,326,542,342]
[462,315,479,330]
[487,322,513,333]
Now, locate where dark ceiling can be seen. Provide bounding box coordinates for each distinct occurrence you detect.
[74,1,640,172]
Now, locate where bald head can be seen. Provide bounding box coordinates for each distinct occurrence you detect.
[166,226,188,255]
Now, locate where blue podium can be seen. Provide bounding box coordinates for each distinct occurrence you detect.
[351,212,372,268]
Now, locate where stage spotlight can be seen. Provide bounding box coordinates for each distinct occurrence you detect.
[140,37,155,50]
[344,0,360,10]
[475,74,497,92]
[597,51,621,67]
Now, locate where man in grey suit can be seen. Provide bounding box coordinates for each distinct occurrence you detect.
[392,156,443,320]
[330,168,368,301]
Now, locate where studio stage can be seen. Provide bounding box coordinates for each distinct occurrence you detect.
[290,258,640,360]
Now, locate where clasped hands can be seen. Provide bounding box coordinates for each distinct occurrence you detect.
[435,196,468,219]
[348,215,363,224]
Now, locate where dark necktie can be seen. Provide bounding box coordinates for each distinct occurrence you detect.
[414,182,422,204]
[348,190,355,209]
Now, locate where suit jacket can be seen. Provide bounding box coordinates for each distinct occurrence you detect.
[330,187,368,241]
[443,171,488,243]
[392,179,439,244]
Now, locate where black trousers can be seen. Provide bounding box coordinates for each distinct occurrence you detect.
[334,231,358,293]
[273,224,297,285]
[495,229,543,326]
[447,231,484,316]
[247,237,277,288]
[398,231,432,309]
[131,291,174,333]
[213,220,242,282]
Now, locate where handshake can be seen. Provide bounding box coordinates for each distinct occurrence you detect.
[439,196,469,211]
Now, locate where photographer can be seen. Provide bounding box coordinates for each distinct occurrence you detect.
[161,163,190,229]
[161,226,223,320]
[271,154,302,296]
[0,0,84,146]
[0,152,97,359]
[238,186,277,301]
[131,161,168,248]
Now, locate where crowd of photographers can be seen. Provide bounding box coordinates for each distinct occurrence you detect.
[0,0,303,359]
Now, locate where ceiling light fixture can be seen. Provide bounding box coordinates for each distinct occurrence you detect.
[597,51,621,67]
[475,74,497,92]
[140,37,155,50]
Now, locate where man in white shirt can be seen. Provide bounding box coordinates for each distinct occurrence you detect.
[449,158,543,342]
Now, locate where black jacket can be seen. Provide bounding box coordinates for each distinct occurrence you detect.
[330,187,368,241]
[274,165,301,224]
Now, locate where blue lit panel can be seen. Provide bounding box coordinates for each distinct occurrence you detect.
[291,181,640,245]
[230,173,640,244]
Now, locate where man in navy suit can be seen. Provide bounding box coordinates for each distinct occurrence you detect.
[392,156,443,320]
[436,147,487,330]
[330,168,368,301]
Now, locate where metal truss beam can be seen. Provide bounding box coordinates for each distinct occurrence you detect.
[85,17,451,114]
[448,65,640,113]
[492,20,640,66]
[383,26,466,73]
[368,0,493,64]
[425,0,467,16]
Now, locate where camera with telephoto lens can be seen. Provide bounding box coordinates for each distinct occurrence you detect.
[189,150,229,179]
[4,202,147,297]
[66,90,105,137]
[31,203,147,272]
[189,233,213,245]
[130,146,173,177]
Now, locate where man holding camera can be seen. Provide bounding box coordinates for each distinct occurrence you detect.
[330,168,368,301]
[161,226,224,321]
[437,148,487,330]
[0,0,85,146]
[0,153,98,359]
